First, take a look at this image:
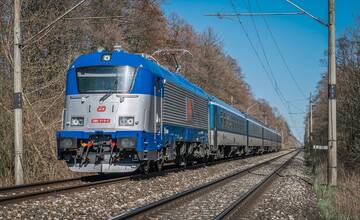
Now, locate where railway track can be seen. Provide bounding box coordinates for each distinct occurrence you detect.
[0,150,293,206]
[0,174,133,205]
[111,149,298,220]
[0,151,287,205]
[214,150,301,220]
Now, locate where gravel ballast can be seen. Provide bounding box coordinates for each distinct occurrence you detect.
[150,152,295,220]
[238,151,321,220]
[0,151,291,219]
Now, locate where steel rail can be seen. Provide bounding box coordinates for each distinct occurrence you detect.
[0,175,133,205]
[0,173,133,196]
[0,150,292,206]
[0,160,223,205]
[0,176,88,192]
[213,150,301,220]
[0,160,225,205]
[0,150,278,193]
[111,150,297,220]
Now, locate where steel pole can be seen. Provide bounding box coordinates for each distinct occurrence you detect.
[310,93,313,144]
[307,94,310,145]
[307,117,310,144]
[14,0,24,185]
[328,0,337,186]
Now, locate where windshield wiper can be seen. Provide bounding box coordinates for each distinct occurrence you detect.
[99,79,118,103]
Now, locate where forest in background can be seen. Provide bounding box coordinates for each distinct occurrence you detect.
[0,0,297,186]
[304,19,360,219]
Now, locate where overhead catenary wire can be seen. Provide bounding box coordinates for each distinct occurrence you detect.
[255,0,307,99]
[244,0,306,140]
[230,0,300,138]
[238,1,288,109]
[228,1,285,107]
[288,101,306,113]
[242,0,290,111]
[21,0,89,49]
[64,15,125,20]
[233,0,288,111]
[244,1,306,140]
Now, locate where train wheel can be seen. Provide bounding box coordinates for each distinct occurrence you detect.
[179,143,187,156]
[178,143,187,167]
[156,151,164,172]
[142,160,151,174]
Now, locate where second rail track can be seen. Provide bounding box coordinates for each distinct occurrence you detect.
[111,149,298,220]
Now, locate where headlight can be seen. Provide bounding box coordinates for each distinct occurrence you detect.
[71,117,84,126]
[118,138,136,149]
[119,116,134,126]
[60,138,73,149]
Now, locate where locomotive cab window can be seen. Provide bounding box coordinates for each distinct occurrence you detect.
[76,66,136,93]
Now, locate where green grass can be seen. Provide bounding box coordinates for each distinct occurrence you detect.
[314,184,352,220]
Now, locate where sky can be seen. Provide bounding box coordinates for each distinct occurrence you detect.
[161,0,360,142]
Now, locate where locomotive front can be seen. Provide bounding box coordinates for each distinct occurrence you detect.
[56,50,159,173]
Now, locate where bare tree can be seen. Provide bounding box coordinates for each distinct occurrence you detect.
[0,0,294,185]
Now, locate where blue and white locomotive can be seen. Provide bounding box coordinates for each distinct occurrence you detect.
[56,47,281,173]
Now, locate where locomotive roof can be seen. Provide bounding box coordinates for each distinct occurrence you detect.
[71,50,210,100]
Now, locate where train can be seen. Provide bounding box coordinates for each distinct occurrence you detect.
[56,47,282,173]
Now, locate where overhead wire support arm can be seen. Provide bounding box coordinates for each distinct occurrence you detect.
[205,12,304,17]
[285,0,328,27]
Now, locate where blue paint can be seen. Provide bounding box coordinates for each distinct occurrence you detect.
[66,50,210,100]
[162,124,208,144]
